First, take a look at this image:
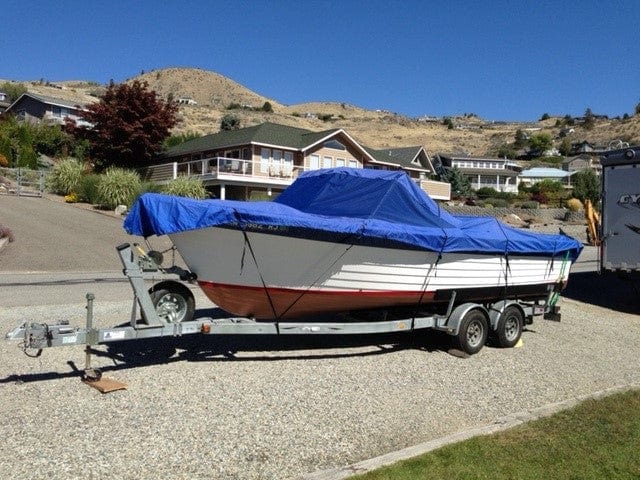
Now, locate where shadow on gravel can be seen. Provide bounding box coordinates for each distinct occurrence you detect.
[564,271,640,314]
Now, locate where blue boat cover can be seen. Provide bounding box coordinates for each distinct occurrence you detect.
[124,168,582,259]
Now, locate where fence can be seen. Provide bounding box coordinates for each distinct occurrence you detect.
[0,167,46,197]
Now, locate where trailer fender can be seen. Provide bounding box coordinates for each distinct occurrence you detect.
[446,303,489,335]
[487,300,525,331]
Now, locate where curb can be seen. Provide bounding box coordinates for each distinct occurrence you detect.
[301,383,640,480]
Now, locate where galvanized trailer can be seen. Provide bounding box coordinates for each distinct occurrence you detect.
[6,243,557,378]
[599,146,640,274]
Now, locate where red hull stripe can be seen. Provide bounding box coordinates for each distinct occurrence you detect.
[198,281,435,319]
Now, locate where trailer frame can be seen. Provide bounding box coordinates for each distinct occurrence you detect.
[6,243,556,376]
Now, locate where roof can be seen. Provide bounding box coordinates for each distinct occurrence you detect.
[454,167,519,177]
[163,122,343,157]
[6,92,88,111]
[520,167,574,178]
[366,146,430,170]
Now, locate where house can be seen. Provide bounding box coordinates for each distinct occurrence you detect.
[178,97,197,105]
[4,92,92,127]
[436,154,521,193]
[562,154,601,175]
[519,167,575,188]
[147,122,450,201]
[571,141,595,155]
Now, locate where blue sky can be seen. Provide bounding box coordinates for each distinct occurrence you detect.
[2,0,639,121]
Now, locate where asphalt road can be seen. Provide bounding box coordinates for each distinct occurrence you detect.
[0,194,181,307]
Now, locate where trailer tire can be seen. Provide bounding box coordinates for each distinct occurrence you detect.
[494,305,523,348]
[147,281,195,323]
[454,309,488,355]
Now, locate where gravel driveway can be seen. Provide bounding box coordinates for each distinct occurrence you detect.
[1,195,639,479]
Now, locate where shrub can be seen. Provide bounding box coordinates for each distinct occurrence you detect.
[64,192,79,203]
[483,197,509,208]
[79,173,101,204]
[0,153,8,167]
[521,201,540,209]
[46,158,84,195]
[96,167,142,209]
[162,176,207,199]
[0,224,15,242]
[565,198,583,212]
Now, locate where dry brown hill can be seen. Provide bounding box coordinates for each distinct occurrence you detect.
[7,67,640,156]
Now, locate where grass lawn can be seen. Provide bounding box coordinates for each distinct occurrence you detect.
[351,389,640,480]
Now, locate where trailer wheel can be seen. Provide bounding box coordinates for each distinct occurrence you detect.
[495,305,523,348]
[148,282,195,323]
[454,309,488,355]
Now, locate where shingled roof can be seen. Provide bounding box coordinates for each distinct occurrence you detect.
[163,122,343,157]
[366,146,430,170]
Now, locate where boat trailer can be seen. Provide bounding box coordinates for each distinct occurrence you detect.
[5,243,559,379]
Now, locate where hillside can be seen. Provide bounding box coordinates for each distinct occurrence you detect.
[5,67,639,156]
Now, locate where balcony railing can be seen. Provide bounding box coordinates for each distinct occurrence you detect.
[143,157,306,184]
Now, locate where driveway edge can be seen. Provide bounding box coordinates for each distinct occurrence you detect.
[301,383,640,480]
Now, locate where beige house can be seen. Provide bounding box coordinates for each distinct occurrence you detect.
[148,122,450,201]
[436,154,522,193]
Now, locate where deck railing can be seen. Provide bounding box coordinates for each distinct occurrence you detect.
[143,157,305,183]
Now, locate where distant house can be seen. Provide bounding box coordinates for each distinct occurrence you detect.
[571,141,595,155]
[148,122,450,201]
[562,154,601,175]
[4,92,92,127]
[436,154,521,193]
[519,167,575,187]
[178,97,197,105]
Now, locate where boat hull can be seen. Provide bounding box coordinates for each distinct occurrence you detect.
[170,227,572,319]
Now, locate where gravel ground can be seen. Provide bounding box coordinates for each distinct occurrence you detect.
[1,271,640,480]
[2,195,638,479]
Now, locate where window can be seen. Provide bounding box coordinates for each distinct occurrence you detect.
[323,156,332,168]
[323,139,347,150]
[310,154,320,169]
[260,148,270,173]
[348,159,358,168]
[336,158,345,167]
[273,149,282,163]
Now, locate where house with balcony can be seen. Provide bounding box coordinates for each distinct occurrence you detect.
[436,154,521,193]
[3,92,92,127]
[149,122,450,201]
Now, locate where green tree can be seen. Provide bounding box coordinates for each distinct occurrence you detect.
[0,82,27,102]
[583,107,595,130]
[514,129,528,149]
[65,80,178,171]
[558,137,572,156]
[540,113,550,121]
[571,168,600,205]
[442,167,472,197]
[496,144,516,159]
[261,101,273,113]
[220,114,240,131]
[162,132,202,150]
[529,132,553,153]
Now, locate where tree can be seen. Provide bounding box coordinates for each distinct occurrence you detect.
[558,137,572,156]
[261,101,273,113]
[635,101,640,116]
[0,82,27,102]
[442,167,472,198]
[571,168,600,205]
[540,113,550,121]
[583,107,595,130]
[66,80,178,170]
[529,132,553,153]
[514,129,528,149]
[220,114,240,131]
[162,132,202,150]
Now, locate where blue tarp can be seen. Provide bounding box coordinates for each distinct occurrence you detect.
[124,168,583,259]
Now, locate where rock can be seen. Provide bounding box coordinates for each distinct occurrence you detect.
[114,204,128,216]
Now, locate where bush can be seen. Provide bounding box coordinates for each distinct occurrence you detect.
[520,201,540,209]
[0,224,15,242]
[482,197,509,208]
[162,176,207,199]
[46,158,84,195]
[96,167,141,209]
[0,153,8,167]
[566,198,583,212]
[79,173,101,204]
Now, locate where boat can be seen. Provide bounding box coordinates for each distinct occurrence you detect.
[124,168,583,319]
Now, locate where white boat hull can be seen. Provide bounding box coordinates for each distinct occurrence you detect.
[170,227,572,319]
